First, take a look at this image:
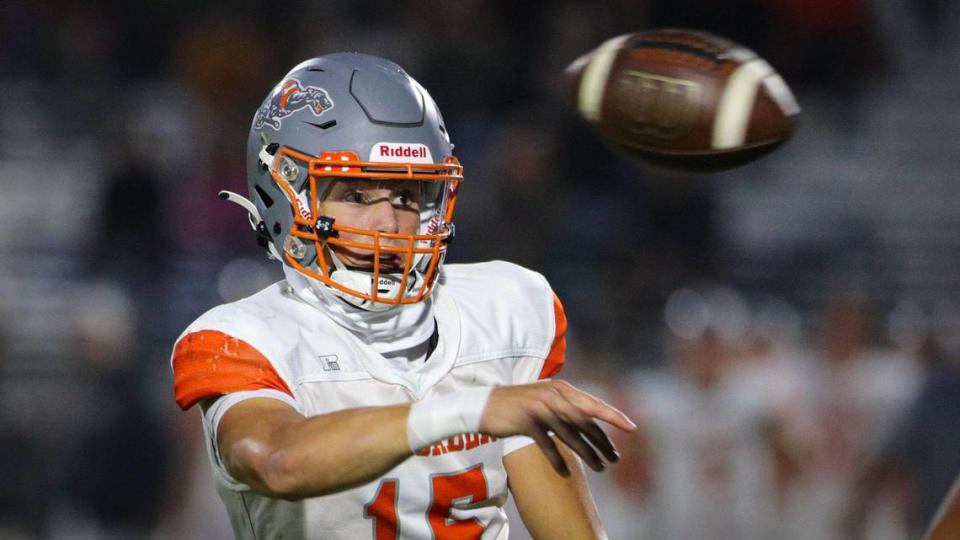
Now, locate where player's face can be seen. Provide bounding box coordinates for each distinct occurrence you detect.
[321,179,422,270]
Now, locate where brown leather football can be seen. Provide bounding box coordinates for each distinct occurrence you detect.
[564,29,800,171]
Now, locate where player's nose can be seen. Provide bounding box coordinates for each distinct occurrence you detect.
[366,198,400,234]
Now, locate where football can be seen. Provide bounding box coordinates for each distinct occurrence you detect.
[564,29,800,171]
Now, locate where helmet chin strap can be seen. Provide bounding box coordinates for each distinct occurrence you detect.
[325,247,421,312]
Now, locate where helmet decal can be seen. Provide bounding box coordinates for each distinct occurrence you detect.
[369,142,433,163]
[254,78,334,130]
[425,209,442,235]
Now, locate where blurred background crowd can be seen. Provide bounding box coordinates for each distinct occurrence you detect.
[1,0,959,538]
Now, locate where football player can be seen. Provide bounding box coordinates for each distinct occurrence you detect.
[171,53,635,539]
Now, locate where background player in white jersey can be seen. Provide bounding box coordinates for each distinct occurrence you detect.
[170,53,635,539]
[619,328,792,540]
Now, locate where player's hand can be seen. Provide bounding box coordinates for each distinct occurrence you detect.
[479,380,637,476]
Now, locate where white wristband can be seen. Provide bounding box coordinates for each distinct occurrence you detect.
[406,387,493,452]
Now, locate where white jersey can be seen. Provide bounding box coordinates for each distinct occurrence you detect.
[626,369,783,540]
[783,349,920,540]
[170,261,566,540]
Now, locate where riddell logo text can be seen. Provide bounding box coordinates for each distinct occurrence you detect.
[379,145,427,158]
[370,142,433,163]
[415,433,497,456]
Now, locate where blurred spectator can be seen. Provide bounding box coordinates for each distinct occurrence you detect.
[167,132,252,259]
[726,295,808,504]
[152,411,234,540]
[468,111,566,269]
[618,289,796,539]
[48,283,172,539]
[843,335,960,538]
[91,146,170,284]
[785,296,920,540]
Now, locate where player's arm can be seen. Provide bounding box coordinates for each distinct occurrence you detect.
[215,379,635,501]
[216,397,412,500]
[505,441,606,540]
[174,330,416,500]
[925,473,960,540]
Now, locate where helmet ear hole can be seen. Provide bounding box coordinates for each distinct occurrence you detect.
[273,223,282,235]
[255,185,275,208]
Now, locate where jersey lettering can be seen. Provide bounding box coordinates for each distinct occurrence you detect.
[414,433,497,457]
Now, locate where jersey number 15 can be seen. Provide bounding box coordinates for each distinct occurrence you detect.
[364,464,488,539]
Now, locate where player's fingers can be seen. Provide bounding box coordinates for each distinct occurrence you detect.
[549,400,619,465]
[551,381,637,432]
[545,392,619,467]
[535,406,605,472]
[553,420,605,472]
[529,422,569,477]
[578,419,621,463]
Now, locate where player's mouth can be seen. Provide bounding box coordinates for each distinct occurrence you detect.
[376,256,403,273]
[345,254,404,273]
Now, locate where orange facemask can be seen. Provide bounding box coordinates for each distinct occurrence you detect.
[266,146,463,307]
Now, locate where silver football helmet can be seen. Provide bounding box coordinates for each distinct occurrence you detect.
[222,53,462,311]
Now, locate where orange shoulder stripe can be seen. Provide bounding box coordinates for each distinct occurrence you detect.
[172,330,292,410]
[539,293,567,380]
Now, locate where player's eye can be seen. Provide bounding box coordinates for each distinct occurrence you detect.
[343,190,367,204]
[391,190,419,209]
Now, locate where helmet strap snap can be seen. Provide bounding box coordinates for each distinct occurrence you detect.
[316,216,339,239]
